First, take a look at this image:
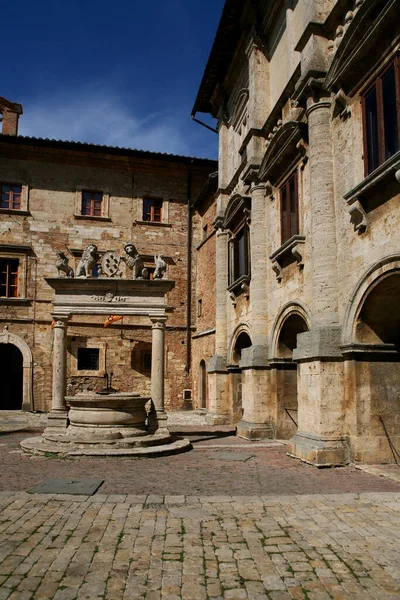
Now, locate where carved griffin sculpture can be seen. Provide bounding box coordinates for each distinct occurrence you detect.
[56,251,74,278]
[154,254,167,279]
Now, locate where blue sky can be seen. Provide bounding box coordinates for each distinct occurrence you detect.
[2,0,225,158]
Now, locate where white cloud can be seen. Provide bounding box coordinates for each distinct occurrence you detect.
[18,93,191,155]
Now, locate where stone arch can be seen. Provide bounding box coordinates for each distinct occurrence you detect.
[229,324,252,365]
[0,327,33,410]
[342,256,400,463]
[227,325,252,424]
[269,303,311,440]
[269,301,312,358]
[342,255,400,345]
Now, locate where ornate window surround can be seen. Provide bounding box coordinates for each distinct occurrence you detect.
[222,194,251,298]
[258,120,307,283]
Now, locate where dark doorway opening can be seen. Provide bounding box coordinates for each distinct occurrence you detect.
[0,344,23,409]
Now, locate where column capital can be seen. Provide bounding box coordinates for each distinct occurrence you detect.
[51,315,69,329]
[150,317,167,329]
[250,182,269,195]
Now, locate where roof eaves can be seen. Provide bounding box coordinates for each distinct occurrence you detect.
[0,134,217,165]
[192,0,246,117]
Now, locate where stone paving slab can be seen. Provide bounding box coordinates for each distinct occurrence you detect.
[209,452,254,462]
[27,478,104,496]
[0,492,399,599]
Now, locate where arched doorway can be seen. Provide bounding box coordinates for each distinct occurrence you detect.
[0,328,33,411]
[199,360,207,409]
[0,344,23,409]
[273,312,309,439]
[230,330,252,424]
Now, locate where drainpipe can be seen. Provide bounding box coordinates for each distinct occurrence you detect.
[185,160,193,375]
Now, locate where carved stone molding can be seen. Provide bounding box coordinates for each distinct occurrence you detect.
[325,0,399,94]
[344,150,400,232]
[348,199,367,233]
[269,235,306,282]
[258,121,308,185]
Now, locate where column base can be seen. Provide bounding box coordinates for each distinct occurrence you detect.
[43,410,69,440]
[236,419,275,441]
[206,412,231,426]
[148,408,170,435]
[288,431,349,467]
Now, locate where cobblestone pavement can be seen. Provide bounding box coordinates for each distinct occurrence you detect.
[1,491,400,599]
[1,429,400,496]
[1,426,400,598]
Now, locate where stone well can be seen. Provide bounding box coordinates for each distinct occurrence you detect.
[21,274,191,457]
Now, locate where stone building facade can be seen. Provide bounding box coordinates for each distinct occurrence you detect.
[192,0,400,464]
[0,102,216,413]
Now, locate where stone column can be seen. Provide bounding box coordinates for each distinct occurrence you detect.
[207,218,230,425]
[249,182,268,344]
[51,317,68,411]
[289,89,346,466]
[44,315,69,437]
[149,317,169,433]
[306,93,338,325]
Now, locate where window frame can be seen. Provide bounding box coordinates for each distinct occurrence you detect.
[0,258,19,298]
[81,190,103,217]
[1,183,22,210]
[361,54,400,176]
[142,197,163,223]
[279,170,299,245]
[70,340,106,377]
[0,182,29,213]
[74,187,110,220]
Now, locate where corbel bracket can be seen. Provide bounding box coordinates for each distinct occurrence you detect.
[348,198,367,233]
[271,260,283,283]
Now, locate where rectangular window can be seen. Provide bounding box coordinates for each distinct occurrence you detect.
[1,184,22,210]
[143,198,162,222]
[0,259,19,297]
[230,226,250,285]
[280,171,299,244]
[197,298,203,317]
[82,191,103,216]
[362,55,400,175]
[77,348,100,371]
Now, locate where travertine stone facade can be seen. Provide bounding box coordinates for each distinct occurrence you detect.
[192,0,400,464]
[0,134,216,412]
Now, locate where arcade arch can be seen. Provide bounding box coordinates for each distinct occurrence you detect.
[270,304,310,439]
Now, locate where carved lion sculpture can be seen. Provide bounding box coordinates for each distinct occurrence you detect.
[154,254,167,279]
[123,243,148,279]
[76,244,99,278]
[56,251,74,278]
